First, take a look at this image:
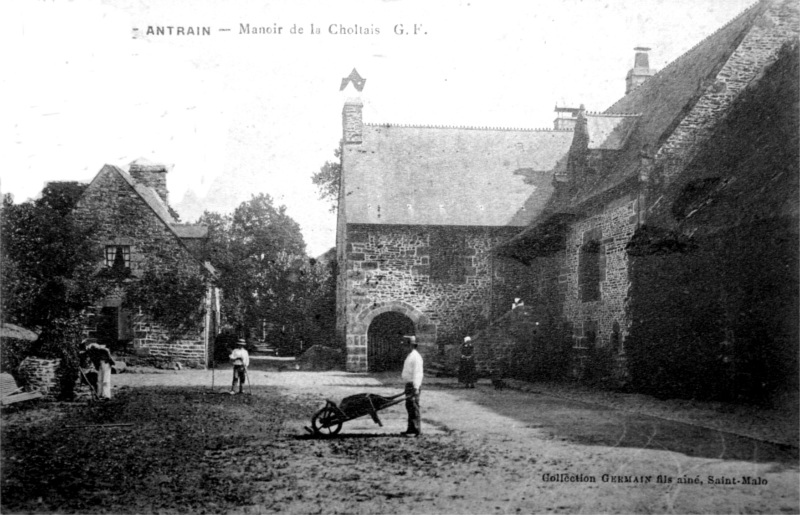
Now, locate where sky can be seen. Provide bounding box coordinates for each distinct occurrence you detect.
[2,0,755,257]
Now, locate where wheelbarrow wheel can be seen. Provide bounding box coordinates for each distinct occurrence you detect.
[311,406,342,436]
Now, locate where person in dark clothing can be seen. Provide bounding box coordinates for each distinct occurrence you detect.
[458,336,477,388]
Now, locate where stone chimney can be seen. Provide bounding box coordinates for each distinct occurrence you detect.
[553,105,580,130]
[340,69,365,145]
[625,47,655,94]
[129,158,170,204]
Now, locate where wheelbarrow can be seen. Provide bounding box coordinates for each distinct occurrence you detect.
[306,391,410,436]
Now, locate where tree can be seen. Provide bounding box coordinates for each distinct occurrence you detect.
[1,184,106,339]
[1,184,109,397]
[311,143,342,212]
[199,194,307,343]
[291,249,338,352]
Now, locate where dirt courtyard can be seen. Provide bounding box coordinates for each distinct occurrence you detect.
[1,367,798,514]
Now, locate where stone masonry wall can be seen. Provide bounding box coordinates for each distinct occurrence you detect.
[343,224,518,371]
[73,167,208,366]
[559,194,639,377]
[129,311,206,368]
[17,357,61,397]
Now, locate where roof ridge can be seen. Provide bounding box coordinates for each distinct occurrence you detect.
[585,111,642,117]
[364,122,573,132]
[605,0,762,113]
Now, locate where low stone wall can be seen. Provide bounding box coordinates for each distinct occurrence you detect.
[17,357,61,397]
[82,306,207,369]
[131,315,206,368]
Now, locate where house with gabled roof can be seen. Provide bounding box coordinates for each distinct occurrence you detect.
[495,0,798,401]
[72,159,219,368]
[336,69,575,372]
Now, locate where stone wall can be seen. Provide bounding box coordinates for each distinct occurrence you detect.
[17,357,60,397]
[341,224,518,371]
[73,166,209,367]
[130,311,206,368]
[625,40,799,402]
[559,194,638,380]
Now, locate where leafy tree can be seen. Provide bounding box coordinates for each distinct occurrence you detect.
[199,194,307,344]
[124,250,209,338]
[311,143,342,212]
[1,184,108,396]
[1,184,105,337]
[289,249,338,353]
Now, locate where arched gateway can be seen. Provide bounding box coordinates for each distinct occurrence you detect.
[367,312,414,372]
[346,301,436,372]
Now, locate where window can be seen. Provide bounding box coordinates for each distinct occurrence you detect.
[105,245,131,269]
[579,239,601,302]
[429,230,466,283]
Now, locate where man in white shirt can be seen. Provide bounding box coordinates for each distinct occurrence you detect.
[400,335,423,436]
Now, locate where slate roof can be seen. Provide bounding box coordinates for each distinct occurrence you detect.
[497,0,797,258]
[563,0,770,207]
[343,124,574,227]
[585,113,640,150]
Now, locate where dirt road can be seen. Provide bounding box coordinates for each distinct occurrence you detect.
[2,368,798,514]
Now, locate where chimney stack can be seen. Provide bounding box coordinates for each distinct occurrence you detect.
[340,69,365,145]
[625,47,655,94]
[553,105,580,130]
[129,158,170,204]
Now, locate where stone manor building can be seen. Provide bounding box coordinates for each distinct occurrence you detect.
[73,159,220,368]
[335,69,574,372]
[336,0,799,403]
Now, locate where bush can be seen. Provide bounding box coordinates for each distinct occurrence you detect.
[0,337,33,378]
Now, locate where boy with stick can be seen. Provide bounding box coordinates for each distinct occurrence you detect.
[229,339,250,395]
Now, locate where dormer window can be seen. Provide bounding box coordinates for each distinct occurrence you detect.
[105,245,131,269]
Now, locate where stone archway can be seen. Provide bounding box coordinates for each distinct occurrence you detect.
[367,312,414,372]
[346,301,436,372]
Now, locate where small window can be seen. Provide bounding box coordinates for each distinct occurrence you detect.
[105,245,131,269]
[579,240,601,302]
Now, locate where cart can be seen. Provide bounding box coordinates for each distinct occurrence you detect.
[306,391,410,436]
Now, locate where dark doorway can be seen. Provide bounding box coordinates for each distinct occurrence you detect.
[97,306,133,352]
[367,312,415,372]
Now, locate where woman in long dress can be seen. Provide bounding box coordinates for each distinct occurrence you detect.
[458,336,476,388]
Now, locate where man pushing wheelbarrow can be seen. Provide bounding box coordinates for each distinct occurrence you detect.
[307,335,423,437]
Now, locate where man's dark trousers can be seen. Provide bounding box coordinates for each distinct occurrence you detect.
[404,382,421,434]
